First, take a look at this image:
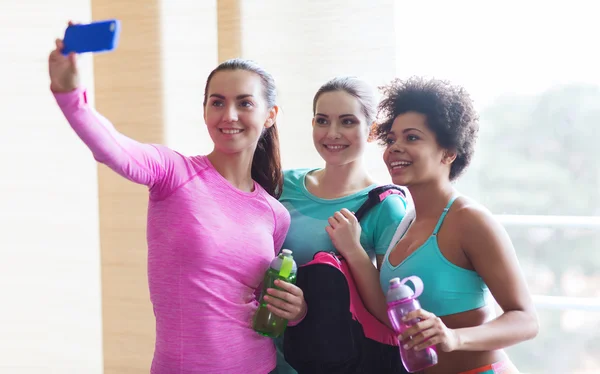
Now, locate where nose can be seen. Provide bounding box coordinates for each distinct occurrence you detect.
[223,104,238,123]
[389,141,405,153]
[326,124,341,139]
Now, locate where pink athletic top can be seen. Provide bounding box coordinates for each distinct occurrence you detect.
[54,87,291,373]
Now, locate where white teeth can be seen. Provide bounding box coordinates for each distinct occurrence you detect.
[325,145,348,150]
[221,129,243,134]
[390,161,412,167]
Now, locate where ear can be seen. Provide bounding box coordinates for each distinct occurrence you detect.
[442,149,457,164]
[264,105,279,129]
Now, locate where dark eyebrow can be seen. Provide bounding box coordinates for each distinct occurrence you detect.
[315,113,357,119]
[403,127,426,135]
[209,94,254,100]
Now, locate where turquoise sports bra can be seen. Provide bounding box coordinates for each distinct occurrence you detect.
[379,196,490,317]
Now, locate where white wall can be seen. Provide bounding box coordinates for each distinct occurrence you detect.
[0,3,103,373]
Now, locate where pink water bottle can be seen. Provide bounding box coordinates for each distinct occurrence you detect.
[387,276,438,373]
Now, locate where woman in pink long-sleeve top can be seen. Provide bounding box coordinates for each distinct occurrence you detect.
[48,32,307,374]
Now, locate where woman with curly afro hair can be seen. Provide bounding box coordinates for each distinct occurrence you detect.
[326,77,539,374]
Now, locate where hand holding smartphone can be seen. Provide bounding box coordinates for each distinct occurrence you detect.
[61,19,121,55]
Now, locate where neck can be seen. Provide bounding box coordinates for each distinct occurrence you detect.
[407,178,456,220]
[316,159,374,197]
[207,148,255,192]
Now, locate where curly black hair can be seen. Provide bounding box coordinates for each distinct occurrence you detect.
[374,76,479,181]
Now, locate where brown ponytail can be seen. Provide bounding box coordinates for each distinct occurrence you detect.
[252,124,283,198]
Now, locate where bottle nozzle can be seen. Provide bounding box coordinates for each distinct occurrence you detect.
[281,249,293,256]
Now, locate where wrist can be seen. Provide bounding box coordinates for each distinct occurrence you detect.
[50,83,77,93]
[289,304,307,326]
[452,328,466,351]
[342,243,367,261]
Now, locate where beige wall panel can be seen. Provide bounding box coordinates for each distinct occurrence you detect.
[217,0,242,62]
[91,1,163,373]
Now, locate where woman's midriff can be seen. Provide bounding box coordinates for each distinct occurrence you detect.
[421,306,510,374]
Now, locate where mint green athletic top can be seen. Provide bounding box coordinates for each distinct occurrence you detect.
[380,196,490,317]
[280,168,408,266]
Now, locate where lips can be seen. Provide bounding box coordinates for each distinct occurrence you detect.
[389,160,412,170]
[323,144,349,151]
[219,128,244,135]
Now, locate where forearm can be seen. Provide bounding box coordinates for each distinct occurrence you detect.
[53,87,163,185]
[344,247,391,328]
[455,309,539,351]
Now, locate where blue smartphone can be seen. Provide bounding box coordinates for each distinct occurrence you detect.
[62,19,121,55]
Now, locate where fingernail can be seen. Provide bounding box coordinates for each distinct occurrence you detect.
[403,344,409,350]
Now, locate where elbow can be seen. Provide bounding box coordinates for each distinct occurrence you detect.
[529,313,540,340]
[92,153,108,164]
[523,309,540,341]
[377,308,394,330]
[92,151,123,169]
[89,147,114,165]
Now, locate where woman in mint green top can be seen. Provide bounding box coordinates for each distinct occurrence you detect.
[275,77,407,374]
[280,167,406,266]
[329,77,538,374]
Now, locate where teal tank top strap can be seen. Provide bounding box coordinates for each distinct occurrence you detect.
[432,195,459,236]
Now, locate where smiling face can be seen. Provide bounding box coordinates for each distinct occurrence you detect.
[383,111,456,186]
[203,69,276,155]
[312,90,371,166]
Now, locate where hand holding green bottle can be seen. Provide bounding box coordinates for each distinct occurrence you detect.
[253,249,306,337]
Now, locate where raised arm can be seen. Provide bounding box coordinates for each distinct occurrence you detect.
[49,36,165,187]
[326,208,393,328]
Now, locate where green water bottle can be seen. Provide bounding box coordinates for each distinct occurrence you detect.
[253,249,298,338]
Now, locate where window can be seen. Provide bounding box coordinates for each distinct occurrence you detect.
[391,1,600,373]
